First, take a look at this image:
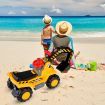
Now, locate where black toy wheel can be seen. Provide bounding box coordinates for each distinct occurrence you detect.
[7,79,14,90]
[46,74,60,89]
[17,88,33,102]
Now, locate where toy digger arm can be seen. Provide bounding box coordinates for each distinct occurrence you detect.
[50,47,73,62]
[56,52,71,72]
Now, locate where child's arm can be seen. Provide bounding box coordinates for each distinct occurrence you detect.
[68,37,74,51]
[41,30,43,45]
[68,37,77,68]
[51,26,56,34]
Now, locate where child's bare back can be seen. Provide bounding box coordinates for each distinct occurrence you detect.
[42,25,54,39]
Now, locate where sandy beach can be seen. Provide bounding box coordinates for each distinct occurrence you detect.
[0,37,105,105]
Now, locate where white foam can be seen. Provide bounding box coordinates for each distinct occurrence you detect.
[72,32,105,38]
[0,30,105,41]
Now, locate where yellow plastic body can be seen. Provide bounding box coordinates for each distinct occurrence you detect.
[8,62,57,89]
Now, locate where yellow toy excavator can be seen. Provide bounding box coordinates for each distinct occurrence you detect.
[7,60,60,102]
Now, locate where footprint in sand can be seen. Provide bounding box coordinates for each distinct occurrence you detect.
[69,86,74,88]
[41,99,48,101]
[69,76,75,78]
[58,99,60,101]
[41,91,48,93]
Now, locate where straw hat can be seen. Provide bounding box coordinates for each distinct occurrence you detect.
[56,21,72,35]
[43,15,52,24]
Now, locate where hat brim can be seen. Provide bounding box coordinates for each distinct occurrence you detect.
[56,21,72,35]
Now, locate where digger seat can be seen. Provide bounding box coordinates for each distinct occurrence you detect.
[12,70,38,82]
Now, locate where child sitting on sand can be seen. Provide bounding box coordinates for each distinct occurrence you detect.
[41,15,55,50]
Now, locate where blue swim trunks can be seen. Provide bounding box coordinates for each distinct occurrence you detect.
[43,39,51,45]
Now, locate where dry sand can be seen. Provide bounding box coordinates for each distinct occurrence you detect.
[0,38,105,105]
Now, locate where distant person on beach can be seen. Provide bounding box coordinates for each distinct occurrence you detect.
[41,15,55,50]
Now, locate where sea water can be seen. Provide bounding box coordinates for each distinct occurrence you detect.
[0,16,105,38]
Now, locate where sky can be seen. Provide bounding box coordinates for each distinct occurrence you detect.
[0,0,105,16]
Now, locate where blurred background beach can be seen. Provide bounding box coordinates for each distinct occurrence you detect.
[0,16,105,41]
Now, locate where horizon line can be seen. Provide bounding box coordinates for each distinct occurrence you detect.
[0,15,105,17]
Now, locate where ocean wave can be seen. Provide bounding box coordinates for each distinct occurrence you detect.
[72,32,105,38]
[0,30,105,41]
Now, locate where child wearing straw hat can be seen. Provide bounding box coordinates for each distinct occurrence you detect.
[46,21,76,70]
[41,15,55,50]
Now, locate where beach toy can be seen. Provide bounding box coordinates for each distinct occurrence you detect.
[80,64,86,69]
[87,61,97,71]
[32,58,44,69]
[75,63,87,70]
[75,61,97,71]
[29,64,34,68]
[30,58,45,69]
[75,63,80,68]
[7,62,60,102]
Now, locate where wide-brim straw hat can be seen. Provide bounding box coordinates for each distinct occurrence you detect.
[43,15,52,24]
[56,21,72,35]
